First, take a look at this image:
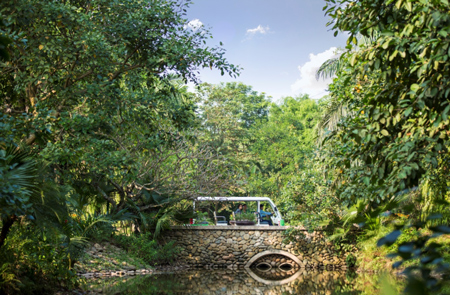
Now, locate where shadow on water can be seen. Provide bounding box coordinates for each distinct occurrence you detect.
[81,268,403,294]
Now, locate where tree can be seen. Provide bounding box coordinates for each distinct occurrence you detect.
[248,95,322,215]
[197,82,270,194]
[88,129,236,213]
[323,0,450,205]
[322,0,450,292]
[0,0,240,216]
[198,82,269,136]
[1,0,238,144]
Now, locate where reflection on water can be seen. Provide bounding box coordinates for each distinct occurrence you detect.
[249,253,300,283]
[82,269,399,295]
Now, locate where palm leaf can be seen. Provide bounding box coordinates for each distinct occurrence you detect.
[0,145,37,197]
[153,209,173,238]
[315,57,343,81]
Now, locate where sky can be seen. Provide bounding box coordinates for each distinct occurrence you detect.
[184,0,348,102]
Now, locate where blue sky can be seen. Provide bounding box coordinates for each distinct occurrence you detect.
[185,0,348,102]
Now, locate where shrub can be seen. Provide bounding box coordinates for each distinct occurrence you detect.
[0,224,80,295]
[345,253,357,267]
[114,232,179,266]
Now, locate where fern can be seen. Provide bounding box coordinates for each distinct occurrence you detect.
[0,263,20,291]
[154,209,174,238]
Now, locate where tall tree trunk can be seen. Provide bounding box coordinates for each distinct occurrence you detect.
[0,215,17,249]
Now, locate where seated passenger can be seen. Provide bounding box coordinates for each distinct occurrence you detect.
[235,204,243,215]
[259,204,273,226]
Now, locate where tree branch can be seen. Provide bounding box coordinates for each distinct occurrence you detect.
[93,184,117,209]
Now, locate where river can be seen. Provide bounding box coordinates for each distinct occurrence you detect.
[81,268,402,294]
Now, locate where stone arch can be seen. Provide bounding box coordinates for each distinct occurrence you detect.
[244,250,302,269]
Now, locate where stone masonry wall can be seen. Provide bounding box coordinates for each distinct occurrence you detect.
[164,226,356,270]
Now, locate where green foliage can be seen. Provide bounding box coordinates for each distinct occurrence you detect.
[0,0,239,220]
[0,15,11,61]
[114,233,179,266]
[153,208,180,237]
[0,0,239,292]
[315,50,343,81]
[0,147,86,294]
[247,95,323,216]
[0,224,81,294]
[195,211,211,224]
[321,0,450,293]
[68,209,134,241]
[323,0,450,205]
[252,95,321,172]
[197,82,270,195]
[198,82,269,131]
[377,216,450,295]
[279,155,339,228]
[346,253,357,268]
[234,212,256,222]
[0,146,37,224]
[0,144,74,254]
[0,263,19,293]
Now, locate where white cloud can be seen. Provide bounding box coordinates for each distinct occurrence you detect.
[290,47,340,98]
[185,19,204,31]
[246,25,270,35]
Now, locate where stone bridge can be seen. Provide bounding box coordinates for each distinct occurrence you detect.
[164,226,355,273]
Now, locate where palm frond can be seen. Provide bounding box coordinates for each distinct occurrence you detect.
[126,199,149,233]
[328,227,350,242]
[153,209,173,238]
[315,58,343,81]
[0,145,37,197]
[318,98,347,130]
[172,207,195,224]
[316,96,350,144]
[342,200,366,227]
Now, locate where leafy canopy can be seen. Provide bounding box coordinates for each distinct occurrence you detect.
[323,0,450,204]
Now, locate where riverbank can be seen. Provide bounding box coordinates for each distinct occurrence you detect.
[72,241,191,279]
[56,240,189,294]
[73,241,152,279]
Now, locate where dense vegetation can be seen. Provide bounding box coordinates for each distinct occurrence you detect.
[1,0,450,294]
[320,0,450,293]
[0,0,239,293]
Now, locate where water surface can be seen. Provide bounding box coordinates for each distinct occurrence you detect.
[83,268,400,294]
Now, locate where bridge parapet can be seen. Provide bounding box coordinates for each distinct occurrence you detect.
[164,226,355,270]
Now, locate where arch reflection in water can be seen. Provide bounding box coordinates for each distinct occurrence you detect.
[245,267,302,286]
[279,263,294,271]
[247,253,301,284]
[255,262,272,272]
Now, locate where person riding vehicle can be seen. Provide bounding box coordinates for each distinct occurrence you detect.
[259,204,273,226]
